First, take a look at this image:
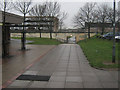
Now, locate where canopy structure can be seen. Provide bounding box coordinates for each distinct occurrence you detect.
[0,11,23,57]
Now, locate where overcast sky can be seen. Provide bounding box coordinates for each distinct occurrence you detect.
[8,0,120,28]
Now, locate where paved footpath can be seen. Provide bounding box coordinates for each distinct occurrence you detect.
[2,40,56,86]
[6,44,118,88]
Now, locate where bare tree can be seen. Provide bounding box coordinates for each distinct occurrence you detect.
[90,4,120,34]
[73,2,96,28]
[96,4,110,35]
[29,3,47,16]
[29,3,47,38]
[107,8,120,23]
[73,2,96,38]
[117,10,120,23]
[45,1,61,17]
[0,0,13,11]
[59,12,68,30]
[13,0,32,50]
[44,1,61,39]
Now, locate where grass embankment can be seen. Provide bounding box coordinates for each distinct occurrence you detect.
[12,37,62,45]
[78,36,119,68]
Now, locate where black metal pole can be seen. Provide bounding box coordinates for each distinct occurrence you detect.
[112,0,116,63]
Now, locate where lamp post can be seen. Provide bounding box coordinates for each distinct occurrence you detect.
[112,0,116,63]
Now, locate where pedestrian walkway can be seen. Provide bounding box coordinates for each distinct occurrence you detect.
[2,39,56,87]
[6,44,118,88]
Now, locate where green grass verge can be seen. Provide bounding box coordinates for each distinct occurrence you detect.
[12,37,62,45]
[78,36,119,68]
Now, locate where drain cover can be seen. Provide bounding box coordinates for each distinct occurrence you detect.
[16,75,50,81]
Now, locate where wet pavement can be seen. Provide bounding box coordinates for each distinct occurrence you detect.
[2,39,56,87]
[4,44,118,88]
[68,36,76,44]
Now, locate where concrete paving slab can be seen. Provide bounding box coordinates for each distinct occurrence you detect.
[66,76,83,83]
[29,81,48,88]
[56,67,67,70]
[58,63,68,66]
[67,71,81,76]
[8,80,30,87]
[65,82,83,88]
[46,82,65,88]
[49,76,66,82]
[82,75,99,82]
[68,65,79,69]
[98,76,117,82]
[54,69,67,72]
[102,82,118,88]
[83,82,103,88]
[37,71,53,76]
[58,61,68,63]
[108,71,118,81]
[67,68,80,72]
[23,71,38,75]
[52,72,67,76]
[81,72,96,76]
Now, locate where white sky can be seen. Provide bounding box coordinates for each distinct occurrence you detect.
[7,0,120,28]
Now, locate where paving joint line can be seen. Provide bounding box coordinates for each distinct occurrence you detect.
[64,45,71,88]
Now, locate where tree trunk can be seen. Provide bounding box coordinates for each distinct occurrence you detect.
[21,12,26,50]
[21,2,26,50]
[40,32,41,38]
[50,32,52,39]
[50,22,52,39]
[101,20,105,35]
[38,28,41,38]
[101,26,104,35]
[88,24,90,38]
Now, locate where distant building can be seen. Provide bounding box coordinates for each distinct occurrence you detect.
[25,16,59,32]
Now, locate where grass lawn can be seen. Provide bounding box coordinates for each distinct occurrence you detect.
[12,37,62,45]
[78,36,119,68]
